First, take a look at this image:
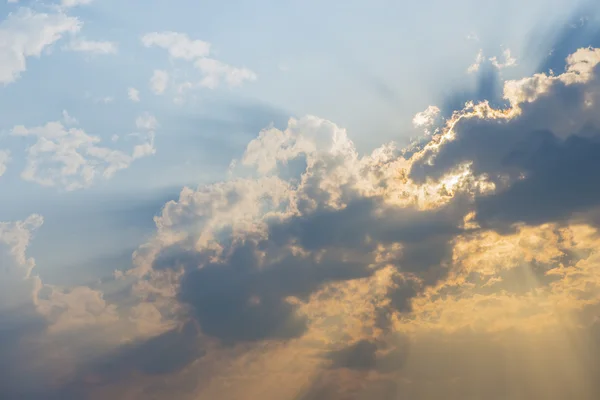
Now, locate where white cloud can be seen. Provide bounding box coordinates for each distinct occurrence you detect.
[65,37,117,55]
[60,0,93,8]
[467,49,484,74]
[412,105,441,129]
[11,114,156,190]
[195,57,257,89]
[489,48,517,70]
[141,31,210,60]
[150,69,169,94]
[0,150,10,177]
[0,214,44,312]
[0,8,81,84]
[62,109,78,125]
[142,31,256,92]
[128,87,140,102]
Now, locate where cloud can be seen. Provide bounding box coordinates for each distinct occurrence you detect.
[411,47,600,229]
[0,149,10,177]
[83,46,600,398]
[62,109,78,125]
[0,7,81,84]
[128,87,140,102]
[0,214,44,313]
[412,105,441,130]
[11,113,156,190]
[468,48,517,75]
[195,57,257,89]
[141,31,210,60]
[489,48,517,69]
[467,49,484,73]
[141,31,256,92]
[0,214,49,397]
[150,69,169,95]
[61,0,93,8]
[65,37,118,55]
[8,44,600,399]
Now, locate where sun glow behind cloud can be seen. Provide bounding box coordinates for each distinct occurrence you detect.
[2,1,600,399]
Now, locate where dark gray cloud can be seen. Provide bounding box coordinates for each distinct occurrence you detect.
[325,336,410,372]
[0,307,49,399]
[93,322,204,376]
[410,60,600,232]
[178,241,371,343]
[168,196,465,343]
[326,339,378,370]
[476,132,600,229]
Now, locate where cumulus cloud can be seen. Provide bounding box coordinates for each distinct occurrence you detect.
[141,31,256,92]
[412,105,441,131]
[8,46,600,399]
[0,7,81,84]
[73,46,600,398]
[11,113,156,190]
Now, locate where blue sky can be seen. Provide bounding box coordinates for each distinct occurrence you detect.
[2,0,600,398]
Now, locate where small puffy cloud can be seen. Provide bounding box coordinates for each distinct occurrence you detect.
[0,8,81,84]
[0,149,10,177]
[195,57,257,89]
[60,0,93,7]
[65,37,118,55]
[412,105,440,129]
[11,113,156,190]
[141,31,256,93]
[141,31,210,60]
[150,69,169,95]
[128,87,140,102]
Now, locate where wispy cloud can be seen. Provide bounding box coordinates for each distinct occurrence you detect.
[65,37,118,55]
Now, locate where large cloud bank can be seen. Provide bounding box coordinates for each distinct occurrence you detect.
[5,47,600,399]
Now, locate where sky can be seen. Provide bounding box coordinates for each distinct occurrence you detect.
[2,0,600,399]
